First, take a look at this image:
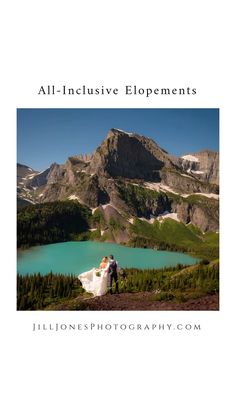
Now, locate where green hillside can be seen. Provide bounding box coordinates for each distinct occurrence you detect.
[17,200,219,259]
[17,261,219,310]
[130,218,219,259]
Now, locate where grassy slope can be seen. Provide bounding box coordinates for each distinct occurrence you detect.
[17,261,219,310]
[17,198,219,259]
[117,181,219,215]
[130,218,219,259]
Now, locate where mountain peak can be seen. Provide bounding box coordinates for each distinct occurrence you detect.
[106,128,135,139]
[87,128,177,180]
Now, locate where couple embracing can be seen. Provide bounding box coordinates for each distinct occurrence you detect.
[78,254,119,297]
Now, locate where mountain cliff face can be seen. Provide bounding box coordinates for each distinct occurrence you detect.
[17,128,219,234]
[88,128,176,180]
[17,163,39,206]
[17,163,36,180]
[179,150,219,185]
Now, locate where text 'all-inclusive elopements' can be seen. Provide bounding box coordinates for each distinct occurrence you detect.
[37,85,197,97]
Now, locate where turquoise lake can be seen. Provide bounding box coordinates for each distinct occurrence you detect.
[17,241,199,276]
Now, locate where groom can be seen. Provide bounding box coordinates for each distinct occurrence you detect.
[108,254,119,294]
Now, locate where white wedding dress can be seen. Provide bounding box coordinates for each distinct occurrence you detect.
[78,266,109,297]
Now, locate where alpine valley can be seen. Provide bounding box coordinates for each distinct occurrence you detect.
[17,128,219,310]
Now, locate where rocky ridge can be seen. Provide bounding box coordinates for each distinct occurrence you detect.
[17,128,219,235]
[179,150,219,185]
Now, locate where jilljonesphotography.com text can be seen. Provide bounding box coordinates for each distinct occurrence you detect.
[32,322,201,332]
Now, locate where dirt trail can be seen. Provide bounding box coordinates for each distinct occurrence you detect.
[52,292,219,311]
[81,292,219,310]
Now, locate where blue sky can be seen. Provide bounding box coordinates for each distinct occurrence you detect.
[17,108,219,171]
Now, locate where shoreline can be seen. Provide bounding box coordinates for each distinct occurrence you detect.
[17,237,216,261]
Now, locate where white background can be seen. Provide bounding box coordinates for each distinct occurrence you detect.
[1,1,236,418]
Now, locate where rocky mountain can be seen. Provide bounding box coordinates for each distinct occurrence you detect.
[88,128,177,180]
[17,163,35,180]
[17,163,39,205]
[179,150,219,185]
[17,128,219,234]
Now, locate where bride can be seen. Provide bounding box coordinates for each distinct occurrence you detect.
[78,257,109,297]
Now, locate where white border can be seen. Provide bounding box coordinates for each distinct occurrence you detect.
[1,1,235,418]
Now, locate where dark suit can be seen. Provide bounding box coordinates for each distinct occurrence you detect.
[108,259,118,294]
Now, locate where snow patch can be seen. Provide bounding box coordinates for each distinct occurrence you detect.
[38,193,44,197]
[181,173,194,179]
[113,128,134,136]
[37,168,49,175]
[101,204,110,210]
[137,216,154,224]
[128,218,134,224]
[130,182,141,187]
[144,182,161,191]
[194,192,219,199]
[143,181,219,200]
[138,217,153,223]
[157,212,180,223]
[182,192,219,200]
[159,184,180,195]
[92,204,121,215]
[138,211,180,224]
[89,228,97,232]
[68,194,82,201]
[144,182,182,195]
[191,170,204,174]
[186,169,204,175]
[181,154,199,162]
